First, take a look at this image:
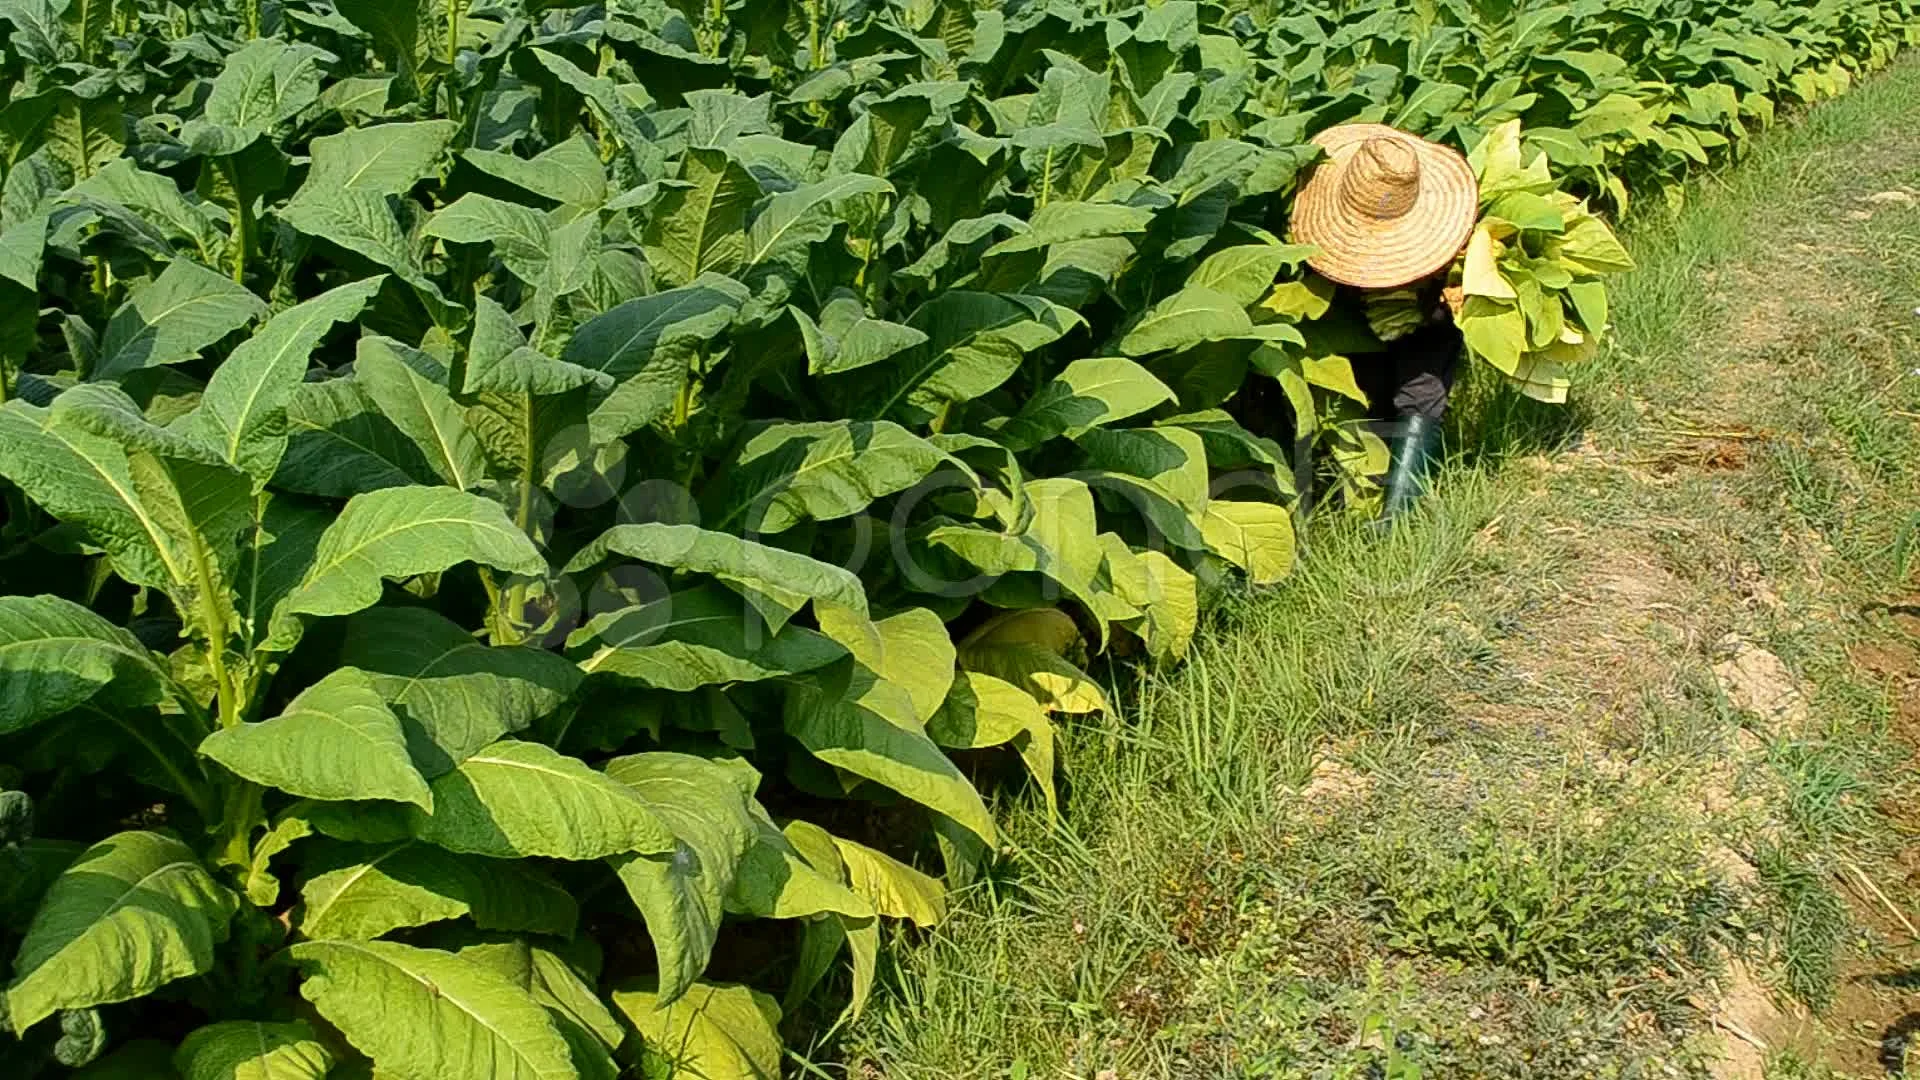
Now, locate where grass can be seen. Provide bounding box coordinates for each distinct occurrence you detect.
[831,52,1920,1080]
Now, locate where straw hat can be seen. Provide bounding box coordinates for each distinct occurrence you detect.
[1290,124,1479,289]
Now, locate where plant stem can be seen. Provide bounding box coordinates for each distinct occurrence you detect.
[446,0,462,66]
[807,0,824,69]
[245,0,261,39]
[221,158,252,284]
[706,0,725,56]
[215,781,262,871]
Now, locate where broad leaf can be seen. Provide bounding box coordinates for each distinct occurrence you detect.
[565,522,867,629]
[726,816,872,921]
[290,939,576,1080]
[465,136,607,208]
[609,981,782,1080]
[705,420,949,534]
[928,669,1058,817]
[0,595,169,735]
[199,671,434,810]
[745,173,891,274]
[569,585,845,689]
[784,661,996,845]
[993,356,1175,451]
[174,1021,333,1080]
[276,486,544,623]
[189,38,330,146]
[787,821,947,928]
[1120,285,1253,355]
[4,831,237,1032]
[604,753,758,1004]
[276,378,439,497]
[1200,499,1296,585]
[340,607,582,776]
[301,120,458,196]
[353,337,485,491]
[180,277,384,485]
[93,260,266,380]
[640,147,759,287]
[297,840,577,940]
[408,740,675,860]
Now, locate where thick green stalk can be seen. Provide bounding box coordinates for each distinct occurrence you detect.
[446,0,462,65]
[221,159,252,284]
[706,0,726,56]
[807,0,824,69]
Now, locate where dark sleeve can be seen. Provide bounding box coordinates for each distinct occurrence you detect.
[1388,305,1463,421]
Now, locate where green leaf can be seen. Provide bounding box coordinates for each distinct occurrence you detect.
[789,821,948,928]
[983,200,1156,256]
[199,671,434,810]
[725,815,873,921]
[464,136,607,208]
[277,191,438,300]
[604,753,758,1003]
[465,297,611,396]
[993,356,1175,451]
[570,585,845,689]
[193,38,330,139]
[243,814,312,908]
[297,840,577,940]
[174,1020,333,1080]
[93,260,266,380]
[276,377,439,497]
[706,420,949,534]
[0,595,169,735]
[744,173,892,274]
[793,291,928,376]
[340,607,582,777]
[565,523,867,629]
[560,276,747,443]
[1200,499,1295,585]
[640,147,759,287]
[301,120,456,196]
[353,337,485,491]
[928,669,1058,816]
[817,606,955,727]
[859,292,1082,421]
[528,946,624,1068]
[0,212,46,290]
[423,194,550,282]
[3,831,237,1033]
[276,486,544,623]
[0,402,193,591]
[290,939,576,1080]
[180,277,385,485]
[1120,285,1253,356]
[1188,243,1316,306]
[408,739,675,860]
[47,94,123,181]
[784,661,996,845]
[609,981,782,1080]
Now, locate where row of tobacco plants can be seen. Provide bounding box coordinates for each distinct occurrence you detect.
[0,0,1915,1076]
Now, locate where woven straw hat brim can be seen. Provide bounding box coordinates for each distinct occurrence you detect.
[1291,124,1479,290]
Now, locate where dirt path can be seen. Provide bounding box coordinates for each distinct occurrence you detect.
[843,57,1920,1080]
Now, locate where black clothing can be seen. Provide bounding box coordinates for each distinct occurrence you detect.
[1354,287,1463,423]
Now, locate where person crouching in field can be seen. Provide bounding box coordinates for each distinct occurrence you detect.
[1291,123,1479,528]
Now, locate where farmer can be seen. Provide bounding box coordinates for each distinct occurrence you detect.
[1290,123,1479,526]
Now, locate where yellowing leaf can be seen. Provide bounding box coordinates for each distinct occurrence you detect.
[1201,500,1296,585]
[1462,225,1517,299]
